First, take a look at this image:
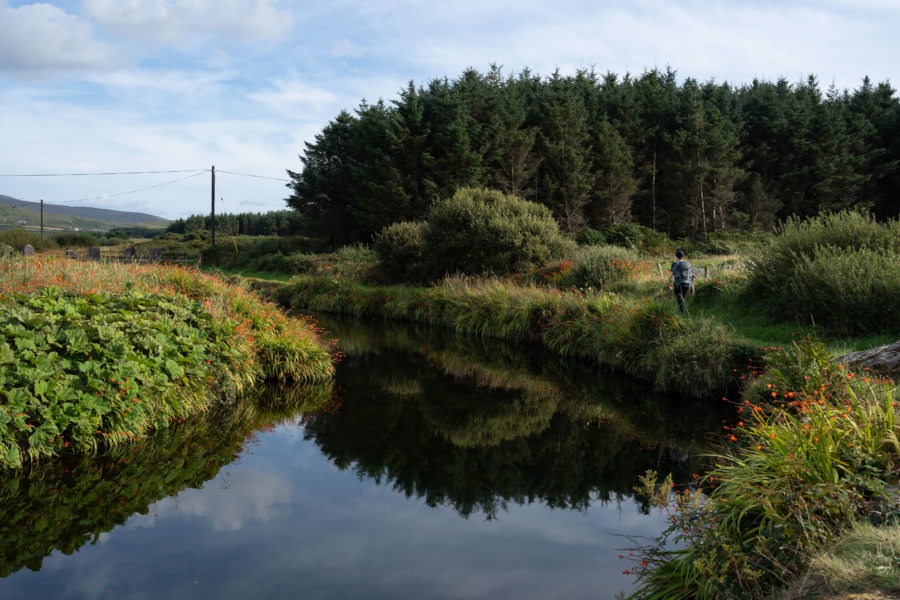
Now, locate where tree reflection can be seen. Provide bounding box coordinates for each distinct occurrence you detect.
[0,382,332,578]
[304,316,730,519]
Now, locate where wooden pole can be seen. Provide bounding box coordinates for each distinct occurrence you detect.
[40,199,44,241]
[211,165,216,246]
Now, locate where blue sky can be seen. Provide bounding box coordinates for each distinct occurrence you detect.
[0,0,898,220]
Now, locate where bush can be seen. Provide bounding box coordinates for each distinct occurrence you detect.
[575,227,606,246]
[373,221,425,280]
[420,187,574,280]
[630,338,900,600]
[200,236,315,272]
[0,229,58,251]
[601,222,646,249]
[784,247,900,335]
[52,232,102,248]
[559,245,649,290]
[744,211,900,335]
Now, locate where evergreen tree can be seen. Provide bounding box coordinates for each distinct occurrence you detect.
[391,82,433,219]
[347,100,411,240]
[537,72,594,233]
[664,79,743,238]
[846,77,900,218]
[286,110,360,245]
[483,76,541,198]
[586,118,637,227]
[628,68,679,230]
[284,65,900,244]
[421,78,484,197]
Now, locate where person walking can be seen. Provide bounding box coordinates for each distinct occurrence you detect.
[669,249,694,313]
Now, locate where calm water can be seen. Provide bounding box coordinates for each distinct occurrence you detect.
[0,317,728,600]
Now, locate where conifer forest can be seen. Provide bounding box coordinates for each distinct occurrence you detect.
[286,66,900,244]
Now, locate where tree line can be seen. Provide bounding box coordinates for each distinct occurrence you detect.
[166,210,303,237]
[286,65,899,244]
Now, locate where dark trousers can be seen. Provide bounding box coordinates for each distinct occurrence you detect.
[673,283,691,313]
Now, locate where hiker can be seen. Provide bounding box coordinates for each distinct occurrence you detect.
[669,249,694,313]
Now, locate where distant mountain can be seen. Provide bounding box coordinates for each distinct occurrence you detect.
[0,195,168,224]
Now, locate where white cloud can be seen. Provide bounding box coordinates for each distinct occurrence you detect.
[330,38,364,59]
[86,67,235,102]
[248,75,340,119]
[0,1,120,77]
[82,0,295,45]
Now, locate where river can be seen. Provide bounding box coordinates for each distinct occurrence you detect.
[0,316,729,599]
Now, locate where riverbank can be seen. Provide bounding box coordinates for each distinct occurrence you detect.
[250,272,758,399]
[0,256,335,470]
[628,338,899,599]
[234,253,899,599]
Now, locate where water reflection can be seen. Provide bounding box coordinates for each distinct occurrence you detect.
[0,315,730,599]
[0,383,331,578]
[306,316,727,518]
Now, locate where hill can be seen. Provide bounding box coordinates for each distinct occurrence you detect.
[0,195,169,232]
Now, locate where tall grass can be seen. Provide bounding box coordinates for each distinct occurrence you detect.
[780,521,900,598]
[266,273,754,398]
[628,338,900,599]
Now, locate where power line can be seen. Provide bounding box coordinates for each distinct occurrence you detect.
[216,169,290,182]
[0,167,289,182]
[2,167,288,210]
[0,169,205,177]
[57,171,209,204]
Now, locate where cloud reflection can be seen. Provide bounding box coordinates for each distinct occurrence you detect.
[129,468,292,532]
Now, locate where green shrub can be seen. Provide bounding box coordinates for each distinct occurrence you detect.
[199,235,314,272]
[420,187,574,280]
[0,229,57,251]
[183,229,210,242]
[744,211,900,335]
[559,245,649,290]
[52,232,102,248]
[373,221,425,280]
[601,222,646,249]
[576,227,606,246]
[0,257,335,469]
[787,247,900,335]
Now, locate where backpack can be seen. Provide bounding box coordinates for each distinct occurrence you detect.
[671,261,693,286]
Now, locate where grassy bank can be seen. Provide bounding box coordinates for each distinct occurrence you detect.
[0,256,335,470]
[628,338,899,599]
[255,272,757,399]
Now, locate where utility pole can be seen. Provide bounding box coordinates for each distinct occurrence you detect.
[210,165,216,246]
[40,199,44,241]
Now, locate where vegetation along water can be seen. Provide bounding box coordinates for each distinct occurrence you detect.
[203,205,898,600]
[0,256,335,470]
[3,64,900,599]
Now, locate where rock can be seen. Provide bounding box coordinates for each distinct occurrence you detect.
[837,341,900,376]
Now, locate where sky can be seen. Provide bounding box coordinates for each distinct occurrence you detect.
[0,0,898,221]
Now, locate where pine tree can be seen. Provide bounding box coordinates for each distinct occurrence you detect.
[664,79,743,238]
[286,110,360,245]
[391,82,433,219]
[347,100,410,240]
[536,73,594,233]
[586,118,637,227]
[483,76,541,198]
